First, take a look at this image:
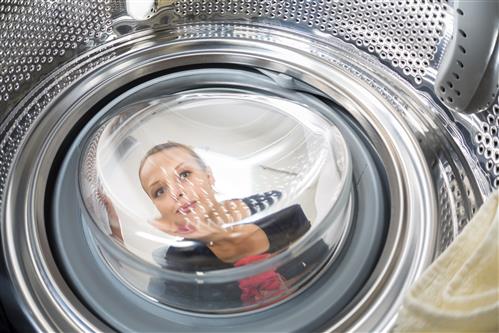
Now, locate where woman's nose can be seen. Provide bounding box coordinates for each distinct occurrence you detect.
[170,180,185,200]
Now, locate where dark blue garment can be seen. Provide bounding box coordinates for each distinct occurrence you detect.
[241,190,282,215]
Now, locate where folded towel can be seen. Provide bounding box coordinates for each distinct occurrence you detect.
[394,190,499,332]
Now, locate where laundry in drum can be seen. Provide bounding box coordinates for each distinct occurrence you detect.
[79,92,353,312]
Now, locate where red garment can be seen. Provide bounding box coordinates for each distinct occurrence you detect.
[234,253,288,305]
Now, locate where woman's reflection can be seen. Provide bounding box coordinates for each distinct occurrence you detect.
[138,142,314,306]
[139,142,282,263]
[102,141,320,307]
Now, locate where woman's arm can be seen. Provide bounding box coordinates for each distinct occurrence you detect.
[99,192,124,242]
[198,198,272,263]
[203,223,270,264]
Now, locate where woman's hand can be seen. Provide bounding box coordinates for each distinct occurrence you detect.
[153,198,250,241]
[97,191,124,242]
[152,198,269,263]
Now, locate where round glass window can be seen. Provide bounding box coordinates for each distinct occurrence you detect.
[79,91,353,313]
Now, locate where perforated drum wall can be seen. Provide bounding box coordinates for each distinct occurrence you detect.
[173,0,449,85]
[0,1,497,332]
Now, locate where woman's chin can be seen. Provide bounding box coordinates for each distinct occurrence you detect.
[174,224,197,235]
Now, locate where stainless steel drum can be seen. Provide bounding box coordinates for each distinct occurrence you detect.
[0,1,497,332]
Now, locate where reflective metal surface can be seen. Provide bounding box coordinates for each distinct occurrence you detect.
[0,1,497,332]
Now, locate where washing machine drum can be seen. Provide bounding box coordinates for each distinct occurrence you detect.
[0,1,497,332]
[44,68,391,332]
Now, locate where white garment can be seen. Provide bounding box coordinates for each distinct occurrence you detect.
[394,190,499,332]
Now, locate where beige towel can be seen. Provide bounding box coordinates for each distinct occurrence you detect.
[395,190,499,332]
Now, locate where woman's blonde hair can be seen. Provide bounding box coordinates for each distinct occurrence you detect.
[138,142,208,177]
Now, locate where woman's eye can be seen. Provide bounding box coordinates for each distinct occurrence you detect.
[179,171,191,180]
[153,187,165,198]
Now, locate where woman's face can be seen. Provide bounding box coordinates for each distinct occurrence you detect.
[139,147,219,237]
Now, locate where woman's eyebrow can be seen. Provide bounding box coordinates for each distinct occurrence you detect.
[148,180,161,189]
[174,162,185,171]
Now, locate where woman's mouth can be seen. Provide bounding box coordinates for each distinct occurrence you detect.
[177,201,197,215]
